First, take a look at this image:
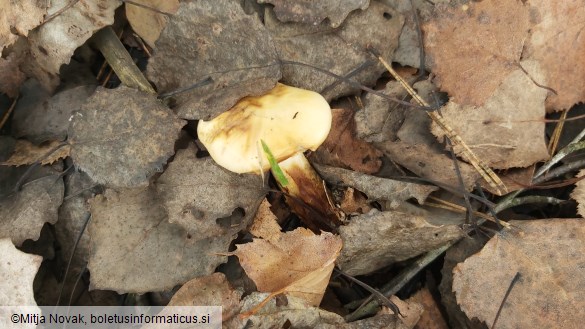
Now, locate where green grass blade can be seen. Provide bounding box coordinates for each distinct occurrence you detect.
[260,140,289,187]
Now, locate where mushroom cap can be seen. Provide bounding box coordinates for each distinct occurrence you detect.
[198,83,332,174]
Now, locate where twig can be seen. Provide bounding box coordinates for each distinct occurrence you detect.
[57,213,91,305]
[491,272,521,329]
[492,195,565,212]
[534,135,585,178]
[0,96,18,130]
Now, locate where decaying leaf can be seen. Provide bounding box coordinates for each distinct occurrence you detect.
[25,0,121,90]
[125,0,180,48]
[338,187,373,215]
[257,0,369,27]
[68,86,185,188]
[453,219,585,328]
[407,287,449,329]
[265,1,403,101]
[88,187,231,293]
[571,170,585,217]
[12,85,96,144]
[312,108,383,174]
[233,212,342,306]
[249,199,283,243]
[168,273,242,322]
[0,165,64,246]
[338,209,462,276]
[431,61,549,169]
[315,164,437,206]
[147,0,281,120]
[423,0,530,107]
[0,0,46,52]
[389,0,434,69]
[156,144,265,237]
[1,140,70,166]
[524,1,585,111]
[0,53,26,97]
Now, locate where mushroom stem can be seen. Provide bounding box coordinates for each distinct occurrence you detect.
[276,152,343,231]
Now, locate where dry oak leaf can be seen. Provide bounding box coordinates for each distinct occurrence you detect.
[453,219,585,329]
[338,209,462,276]
[570,169,585,218]
[1,140,70,166]
[0,53,26,97]
[524,0,585,111]
[423,0,530,107]
[125,0,179,48]
[257,0,369,27]
[233,221,342,306]
[147,0,281,120]
[68,86,185,188]
[87,187,232,293]
[265,1,403,101]
[431,61,549,169]
[0,0,46,51]
[312,108,382,174]
[25,0,121,90]
[156,144,265,237]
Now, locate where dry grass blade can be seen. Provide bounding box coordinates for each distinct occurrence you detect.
[425,196,510,228]
[375,55,508,195]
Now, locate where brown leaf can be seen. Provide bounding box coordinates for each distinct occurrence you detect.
[431,61,549,169]
[168,273,242,322]
[0,238,42,307]
[408,287,449,329]
[452,219,585,328]
[338,209,462,276]
[25,0,121,90]
[233,226,342,306]
[68,86,185,188]
[524,1,585,111]
[480,166,535,196]
[257,0,369,27]
[338,187,372,215]
[249,199,283,242]
[570,169,585,217]
[266,1,403,101]
[0,0,46,51]
[0,53,26,97]
[87,187,232,293]
[147,0,281,120]
[315,164,437,206]
[0,166,64,246]
[423,0,530,107]
[126,0,179,48]
[1,140,70,166]
[313,108,382,174]
[156,144,265,237]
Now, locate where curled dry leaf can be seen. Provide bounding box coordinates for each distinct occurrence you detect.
[265,1,403,101]
[570,169,585,217]
[1,140,70,166]
[0,166,64,246]
[0,0,46,51]
[423,0,530,107]
[257,0,369,27]
[25,0,121,90]
[147,0,281,120]
[125,0,180,48]
[156,144,265,237]
[315,164,437,206]
[338,209,462,276]
[312,108,383,174]
[68,86,185,188]
[88,187,232,293]
[233,210,342,306]
[431,61,550,169]
[453,219,585,328]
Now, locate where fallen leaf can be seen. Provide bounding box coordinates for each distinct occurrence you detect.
[423,0,530,107]
[233,224,342,306]
[249,199,283,243]
[480,166,535,196]
[0,165,64,246]
[156,144,265,237]
[68,86,185,188]
[266,1,403,101]
[431,61,549,169]
[524,1,585,111]
[312,108,383,174]
[338,209,462,276]
[452,219,585,328]
[315,164,437,206]
[390,0,435,70]
[0,0,46,51]
[168,273,242,322]
[408,287,449,329]
[1,140,70,166]
[24,0,121,90]
[87,187,231,293]
[338,187,373,215]
[147,0,281,120]
[125,0,180,48]
[0,53,26,97]
[257,0,370,27]
[12,85,96,144]
[571,169,585,217]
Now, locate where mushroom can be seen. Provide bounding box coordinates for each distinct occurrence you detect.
[197,83,343,231]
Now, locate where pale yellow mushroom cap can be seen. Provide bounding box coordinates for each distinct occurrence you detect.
[197,83,332,174]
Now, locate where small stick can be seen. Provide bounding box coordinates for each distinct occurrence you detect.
[491,272,521,329]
